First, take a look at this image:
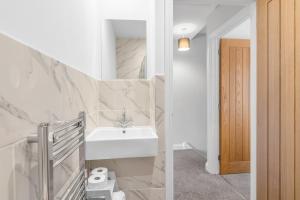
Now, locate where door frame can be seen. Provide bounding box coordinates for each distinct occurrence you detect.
[164,0,174,199]
[206,3,256,200]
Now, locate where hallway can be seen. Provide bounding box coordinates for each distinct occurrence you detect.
[174,149,250,200]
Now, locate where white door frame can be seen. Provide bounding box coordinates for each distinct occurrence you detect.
[164,0,174,199]
[206,3,257,200]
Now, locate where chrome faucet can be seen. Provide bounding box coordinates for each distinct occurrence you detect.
[117,108,132,128]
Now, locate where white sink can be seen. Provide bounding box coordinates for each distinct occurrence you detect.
[85,127,158,160]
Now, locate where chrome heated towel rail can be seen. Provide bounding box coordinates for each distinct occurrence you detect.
[28,112,87,200]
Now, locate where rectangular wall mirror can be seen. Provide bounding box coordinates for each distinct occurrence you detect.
[101,19,147,80]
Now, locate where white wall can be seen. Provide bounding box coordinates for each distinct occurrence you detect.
[101,20,117,80]
[0,0,101,79]
[99,0,149,21]
[173,35,207,152]
[154,0,165,75]
[223,18,251,39]
[206,5,244,35]
[0,0,163,80]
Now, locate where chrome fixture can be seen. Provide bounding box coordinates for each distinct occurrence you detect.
[117,108,132,129]
[27,112,86,200]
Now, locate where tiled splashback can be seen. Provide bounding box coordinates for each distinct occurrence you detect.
[98,80,153,127]
[0,33,165,200]
[91,76,165,200]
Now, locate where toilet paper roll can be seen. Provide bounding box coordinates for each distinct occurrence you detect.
[112,191,126,200]
[91,167,108,178]
[88,174,108,189]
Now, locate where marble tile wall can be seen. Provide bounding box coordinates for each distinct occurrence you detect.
[0,33,166,200]
[90,76,166,200]
[116,39,146,79]
[0,33,99,200]
[98,79,153,127]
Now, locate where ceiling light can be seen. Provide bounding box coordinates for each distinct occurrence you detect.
[173,23,197,35]
[178,37,190,51]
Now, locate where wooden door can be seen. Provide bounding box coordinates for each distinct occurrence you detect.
[220,39,250,174]
[257,0,300,199]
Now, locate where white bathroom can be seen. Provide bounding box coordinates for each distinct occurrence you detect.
[0,0,166,200]
[2,0,287,200]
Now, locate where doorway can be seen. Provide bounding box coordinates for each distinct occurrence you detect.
[172,2,255,200]
[167,1,300,200]
[220,38,251,175]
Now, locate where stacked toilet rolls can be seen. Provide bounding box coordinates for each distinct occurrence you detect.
[88,167,108,188]
[87,167,126,200]
[91,167,108,177]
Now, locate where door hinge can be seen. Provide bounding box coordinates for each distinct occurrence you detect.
[218,49,220,55]
[218,155,221,161]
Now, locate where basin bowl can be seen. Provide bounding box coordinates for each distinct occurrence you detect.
[85,127,158,160]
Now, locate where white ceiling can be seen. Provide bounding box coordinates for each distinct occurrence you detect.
[173,0,254,39]
[223,18,251,39]
[111,19,146,38]
[173,4,214,39]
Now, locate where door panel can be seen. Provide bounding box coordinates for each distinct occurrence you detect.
[281,0,295,199]
[296,1,300,199]
[220,39,250,174]
[257,0,299,199]
[267,1,280,200]
[242,47,250,162]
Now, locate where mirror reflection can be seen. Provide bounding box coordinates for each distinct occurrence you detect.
[102,19,147,80]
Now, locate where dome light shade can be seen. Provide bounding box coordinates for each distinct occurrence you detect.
[178,37,190,51]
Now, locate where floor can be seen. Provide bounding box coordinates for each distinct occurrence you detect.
[174,149,250,200]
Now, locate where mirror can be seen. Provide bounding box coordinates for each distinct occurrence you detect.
[101,19,147,80]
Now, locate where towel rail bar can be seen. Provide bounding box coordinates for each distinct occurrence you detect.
[28,112,87,200]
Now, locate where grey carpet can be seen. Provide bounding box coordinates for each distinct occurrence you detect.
[222,173,250,200]
[174,149,250,200]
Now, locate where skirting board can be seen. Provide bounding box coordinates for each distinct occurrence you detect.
[173,142,193,150]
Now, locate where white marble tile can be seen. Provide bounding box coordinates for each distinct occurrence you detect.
[0,145,15,200]
[155,76,165,151]
[14,139,38,200]
[0,33,99,148]
[58,65,99,131]
[92,75,166,200]
[0,33,166,200]
[117,175,153,190]
[0,33,98,200]
[98,79,152,127]
[124,188,165,200]
[151,151,165,187]
[116,39,146,79]
[0,34,63,147]
[89,157,155,177]
[98,80,150,111]
[98,109,150,127]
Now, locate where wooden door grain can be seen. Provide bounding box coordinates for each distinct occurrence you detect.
[257,0,300,199]
[220,39,250,174]
[295,1,300,199]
